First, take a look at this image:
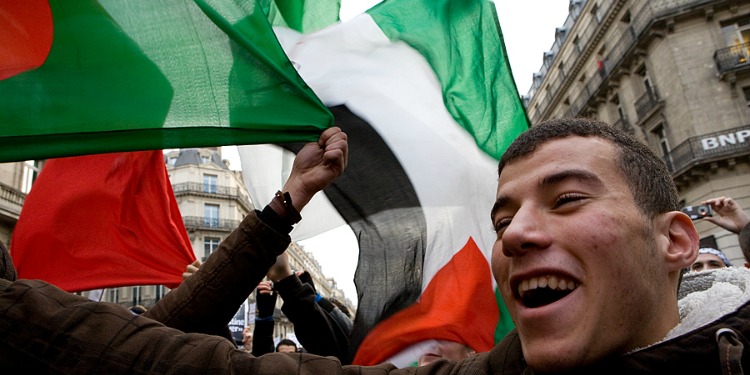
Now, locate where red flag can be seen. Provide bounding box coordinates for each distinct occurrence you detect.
[352,238,499,366]
[10,151,195,292]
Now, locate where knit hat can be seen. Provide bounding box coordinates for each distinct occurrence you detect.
[699,247,732,267]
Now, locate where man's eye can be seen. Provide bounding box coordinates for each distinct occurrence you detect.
[553,193,585,208]
[493,218,511,236]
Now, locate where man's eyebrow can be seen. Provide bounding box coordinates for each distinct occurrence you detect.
[491,169,603,220]
[539,169,603,189]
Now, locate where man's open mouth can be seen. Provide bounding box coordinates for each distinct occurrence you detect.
[516,275,578,308]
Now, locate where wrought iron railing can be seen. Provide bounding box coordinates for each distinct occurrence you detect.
[182,216,241,232]
[635,87,661,120]
[535,0,719,120]
[665,123,750,175]
[714,42,750,73]
[171,182,252,211]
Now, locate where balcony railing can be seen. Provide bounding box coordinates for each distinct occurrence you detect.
[714,42,750,74]
[665,123,750,175]
[182,216,241,232]
[535,0,717,120]
[635,87,661,120]
[171,182,252,211]
[0,182,25,220]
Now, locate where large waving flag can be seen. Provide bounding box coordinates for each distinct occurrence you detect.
[240,0,528,362]
[10,151,196,292]
[0,0,332,163]
[1,0,341,290]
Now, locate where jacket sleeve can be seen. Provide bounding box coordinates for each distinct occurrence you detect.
[143,210,290,337]
[0,279,489,374]
[275,274,351,362]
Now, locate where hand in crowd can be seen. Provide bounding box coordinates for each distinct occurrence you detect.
[283,126,348,212]
[182,259,202,280]
[702,197,749,234]
[256,280,274,295]
[267,252,294,283]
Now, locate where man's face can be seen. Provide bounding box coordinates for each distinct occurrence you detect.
[491,137,675,371]
[241,326,253,352]
[277,344,297,353]
[691,253,727,272]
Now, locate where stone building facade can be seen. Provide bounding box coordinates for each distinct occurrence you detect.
[525,0,750,263]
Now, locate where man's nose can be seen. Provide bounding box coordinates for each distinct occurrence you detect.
[501,206,551,257]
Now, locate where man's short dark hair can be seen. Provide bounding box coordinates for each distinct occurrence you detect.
[740,223,750,262]
[498,118,679,218]
[276,339,297,351]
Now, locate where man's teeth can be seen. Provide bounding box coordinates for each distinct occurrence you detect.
[518,275,577,297]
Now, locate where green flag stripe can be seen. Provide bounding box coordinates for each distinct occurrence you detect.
[0,0,331,163]
[368,0,528,160]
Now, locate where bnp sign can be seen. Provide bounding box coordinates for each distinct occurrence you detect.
[700,129,750,150]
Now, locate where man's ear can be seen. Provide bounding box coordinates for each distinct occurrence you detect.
[658,211,700,271]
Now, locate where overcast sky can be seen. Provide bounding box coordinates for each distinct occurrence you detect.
[226,1,572,305]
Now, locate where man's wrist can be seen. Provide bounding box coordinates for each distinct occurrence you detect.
[260,191,302,234]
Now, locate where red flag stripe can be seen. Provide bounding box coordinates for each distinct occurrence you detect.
[0,0,53,80]
[352,237,499,365]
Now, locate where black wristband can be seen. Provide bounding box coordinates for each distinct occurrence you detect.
[259,191,302,234]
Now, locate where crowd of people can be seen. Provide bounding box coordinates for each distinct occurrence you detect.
[1,119,750,373]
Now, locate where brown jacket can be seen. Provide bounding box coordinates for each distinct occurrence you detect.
[1,213,749,374]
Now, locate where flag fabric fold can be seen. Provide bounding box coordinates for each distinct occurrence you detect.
[10,151,196,292]
[352,239,499,366]
[0,0,332,163]
[240,0,528,361]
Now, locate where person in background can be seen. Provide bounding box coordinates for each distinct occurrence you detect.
[690,247,732,272]
[242,325,254,353]
[741,223,750,266]
[701,196,750,267]
[702,196,749,236]
[275,338,298,353]
[260,252,352,362]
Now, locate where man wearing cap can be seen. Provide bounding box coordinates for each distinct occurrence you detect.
[690,247,733,272]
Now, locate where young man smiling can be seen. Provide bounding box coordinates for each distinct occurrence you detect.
[2,119,750,374]
[489,118,750,373]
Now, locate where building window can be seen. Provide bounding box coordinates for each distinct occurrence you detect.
[204,237,221,260]
[203,174,218,193]
[168,157,177,167]
[155,285,165,302]
[651,124,672,170]
[200,155,210,164]
[543,52,554,69]
[743,86,750,108]
[21,160,43,194]
[132,286,142,307]
[204,203,219,227]
[573,35,582,53]
[721,16,750,47]
[108,288,120,303]
[558,61,566,77]
[591,3,603,24]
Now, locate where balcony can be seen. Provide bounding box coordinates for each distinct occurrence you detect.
[0,182,25,222]
[714,42,750,76]
[534,0,718,121]
[171,182,252,212]
[635,87,661,121]
[665,123,750,177]
[182,216,241,232]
